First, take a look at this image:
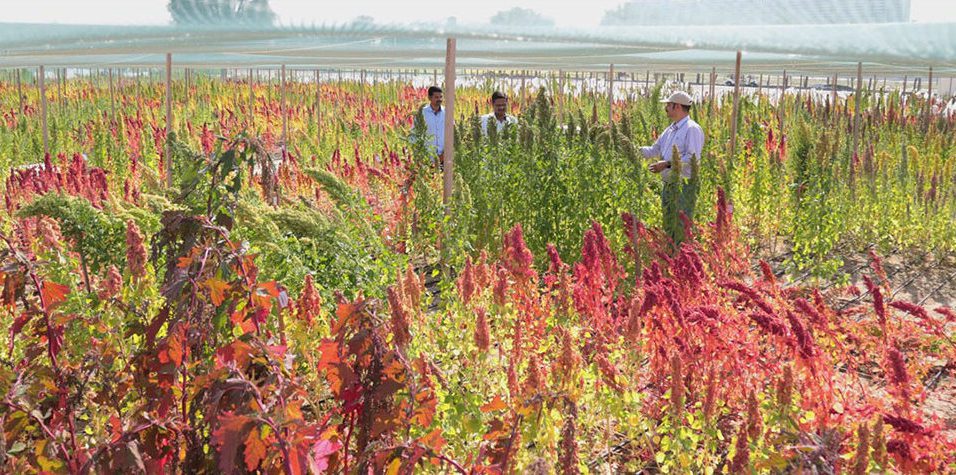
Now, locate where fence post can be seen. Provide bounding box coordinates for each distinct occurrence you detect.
[40,65,48,155]
[442,38,457,214]
[165,53,173,188]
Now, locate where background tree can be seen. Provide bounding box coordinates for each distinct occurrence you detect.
[489,7,555,27]
[168,0,277,26]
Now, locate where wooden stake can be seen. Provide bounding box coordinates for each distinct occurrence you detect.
[557,69,565,123]
[442,38,456,213]
[709,66,716,103]
[248,69,254,129]
[281,64,288,150]
[608,64,615,123]
[39,65,48,155]
[779,70,787,131]
[831,73,838,123]
[108,68,116,121]
[15,69,23,113]
[315,69,322,144]
[165,53,173,188]
[925,67,933,129]
[853,62,862,158]
[728,51,742,161]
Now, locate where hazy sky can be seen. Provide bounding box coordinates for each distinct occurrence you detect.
[1,0,954,26]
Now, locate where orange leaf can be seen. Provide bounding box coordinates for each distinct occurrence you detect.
[166,323,187,367]
[40,281,70,309]
[177,256,194,269]
[418,428,446,453]
[480,395,507,413]
[258,281,280,298]
[243,426,267,471]
[203,278,230,306]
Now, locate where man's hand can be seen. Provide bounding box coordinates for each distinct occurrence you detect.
[648,160,670,173]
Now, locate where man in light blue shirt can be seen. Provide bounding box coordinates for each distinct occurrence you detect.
[641,91,704,180]
[421,86,446,159]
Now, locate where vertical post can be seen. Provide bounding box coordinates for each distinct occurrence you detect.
[108,67,116,121]
[184,68,190,104]
[39,65,48,155]
[442,38,456,213]
[757,73,763,96]
[315,69,322,144]
[831,73,838,123]
[557,69,565,123]
[281,64,287,150]
[709,66,716,103]
[55,68,61,108]
[608,63,615,123]
[853,62,862,158]
[248,69,254,129]
[15,69,23,113]
[165,53,173,188]
[779,70,787,131]
[925,67,933,128]
[728,51,742,161]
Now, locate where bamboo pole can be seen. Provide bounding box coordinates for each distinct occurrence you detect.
[779,70,787,131]
[728,51,742,161]
[442,38,456,213]
[557,69,565,123]
[15,69,23,113]
[608,64,615,123]
[315,69,322,144]
[55,68,62,109]
[281,64,288,150]
[108,68,116,121]
[39,65,48,155]
[248,69,254,129]
[831,73,838,123]
[925,67,933,129]
[853,62,862,158]
[165,53,173,188]
[710,66,717,102]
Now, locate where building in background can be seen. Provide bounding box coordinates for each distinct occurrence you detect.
[601,0,911,25]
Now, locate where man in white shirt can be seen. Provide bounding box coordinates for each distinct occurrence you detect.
[480,91,517,136]
[420,86,446,160]
[641,91,704,181]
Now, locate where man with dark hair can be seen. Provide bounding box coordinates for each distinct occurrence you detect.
[420,86,445,158]
[641,91,703,180]
[480,90,517,135]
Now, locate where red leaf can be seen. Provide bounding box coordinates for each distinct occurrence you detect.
[243,427,267,471]
[41,280,70,309]
[211,412,255,475]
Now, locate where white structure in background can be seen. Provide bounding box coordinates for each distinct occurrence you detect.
[602,0,911,25]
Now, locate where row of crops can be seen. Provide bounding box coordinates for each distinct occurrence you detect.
[0,72,953,472]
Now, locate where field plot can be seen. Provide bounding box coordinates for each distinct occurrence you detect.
[0,62,954,473]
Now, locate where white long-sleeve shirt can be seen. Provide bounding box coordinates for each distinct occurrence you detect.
[480,113,517,135]
[640,116,704,180]
[421,105,445,155]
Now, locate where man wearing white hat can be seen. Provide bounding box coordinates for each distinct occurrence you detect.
[641,91,704,180]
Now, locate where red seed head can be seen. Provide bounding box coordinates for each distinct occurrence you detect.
[125,219,147,279]
[474,307,490,352]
